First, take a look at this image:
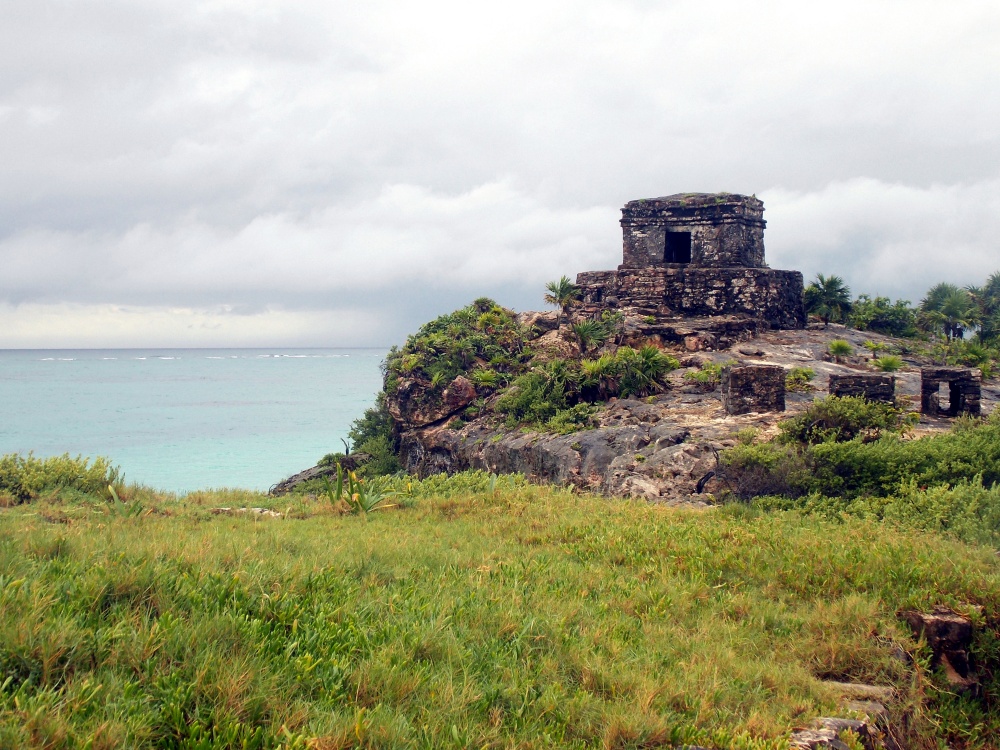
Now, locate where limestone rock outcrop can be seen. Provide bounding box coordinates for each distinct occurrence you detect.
[387,376,477,428]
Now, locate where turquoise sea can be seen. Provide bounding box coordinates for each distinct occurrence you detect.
[0,349,386,493]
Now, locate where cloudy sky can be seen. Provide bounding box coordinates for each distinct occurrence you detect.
[2,0,999,348]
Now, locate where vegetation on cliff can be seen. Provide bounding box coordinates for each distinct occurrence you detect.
[495,346,680,432]
[383,298,534,397]
[373,294,682,442]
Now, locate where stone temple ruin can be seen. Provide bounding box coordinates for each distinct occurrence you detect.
[576,193,805,339]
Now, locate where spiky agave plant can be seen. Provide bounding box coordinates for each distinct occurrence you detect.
[324,464,397,514]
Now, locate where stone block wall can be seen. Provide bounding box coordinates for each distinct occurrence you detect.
[921,367,981,417]
[621,193,766,268]
[722,365,786,415]
[828,374,896,402]
[576,267,805,329]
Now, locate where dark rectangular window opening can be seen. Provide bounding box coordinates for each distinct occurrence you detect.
[664,231,692,264]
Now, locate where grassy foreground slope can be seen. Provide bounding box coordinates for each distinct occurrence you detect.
[1,474,999,749]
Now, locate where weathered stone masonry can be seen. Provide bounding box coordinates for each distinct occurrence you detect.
[921,367,981,417]
[722,365,786,415]
[828,374,896,403]
[576,193,805,330]
[621,192,766,268]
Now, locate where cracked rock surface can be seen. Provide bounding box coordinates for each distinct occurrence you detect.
[395,325,998,503]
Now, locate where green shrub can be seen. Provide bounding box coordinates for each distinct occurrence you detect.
[578,347,679,403]
[862,340,890,354]
[940,339,999,380]
[684,361,731,391]
[570,320,608,353]
[544,403,598,434]
[785,367,816,392]
[807,420,1000,497]
[757,478,1000,547]
[495,362,578,428]
[0,453,121,503]
[779,396,913,445]
[718,442,813,501]
[324,392,402,478]
[726,415,1000,502]
[384,300,533,392]
[616,345,680,397]
[848,295,918,337]
[873,355,904,372]
[469,368,502,389]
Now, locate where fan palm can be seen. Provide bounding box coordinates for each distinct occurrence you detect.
[920,283,980,340]
[571,320,608,354]
[804,274,852,326]
[969,271,1000,344]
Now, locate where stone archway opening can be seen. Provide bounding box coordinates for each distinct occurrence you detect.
[921,367,982,417]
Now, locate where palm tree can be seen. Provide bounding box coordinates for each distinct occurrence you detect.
[544,276,581,326]
[969,271,1000,344]
[804,274,852,327]
[920,283,980,340]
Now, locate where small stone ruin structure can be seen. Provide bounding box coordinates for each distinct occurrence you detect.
[576,193,805,331]
[921,367,981,417]
[828,374,896,403]
[722,365,786,415]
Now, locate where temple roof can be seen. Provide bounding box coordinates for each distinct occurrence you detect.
[624,192,761,210]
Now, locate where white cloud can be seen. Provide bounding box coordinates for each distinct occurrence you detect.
[0,180,616,298]
[1,0,999,345]
[764,178,1000,302]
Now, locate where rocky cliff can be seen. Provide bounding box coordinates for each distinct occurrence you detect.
[383,303,998,502]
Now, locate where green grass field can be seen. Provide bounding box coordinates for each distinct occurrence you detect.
[1,469,998,749]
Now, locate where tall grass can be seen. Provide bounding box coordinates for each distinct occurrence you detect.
[0,475,998,748]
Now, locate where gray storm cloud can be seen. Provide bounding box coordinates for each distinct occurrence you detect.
[1,0,998,346]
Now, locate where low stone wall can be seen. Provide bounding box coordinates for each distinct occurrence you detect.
[722,365,786,415]
[576,266,805,329]
[921,367,981,417]
[828,374,896,402]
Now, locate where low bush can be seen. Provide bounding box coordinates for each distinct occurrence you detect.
[778,395,915,445]
[808,420,1000,497]
[321,392,402,478]
[544,403,598,434]
[717,442,813,501]
[720,411,1000,502]
[758,478,1000,547]
[570,319,608,354]
[785,366,816,392]
[683,360,735,392]
[614,345,680,397]
[848,295,918,337]
[0,453,120,504]
[495,360,579,428]
[497,347,679,432]
[384,299,534,394]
